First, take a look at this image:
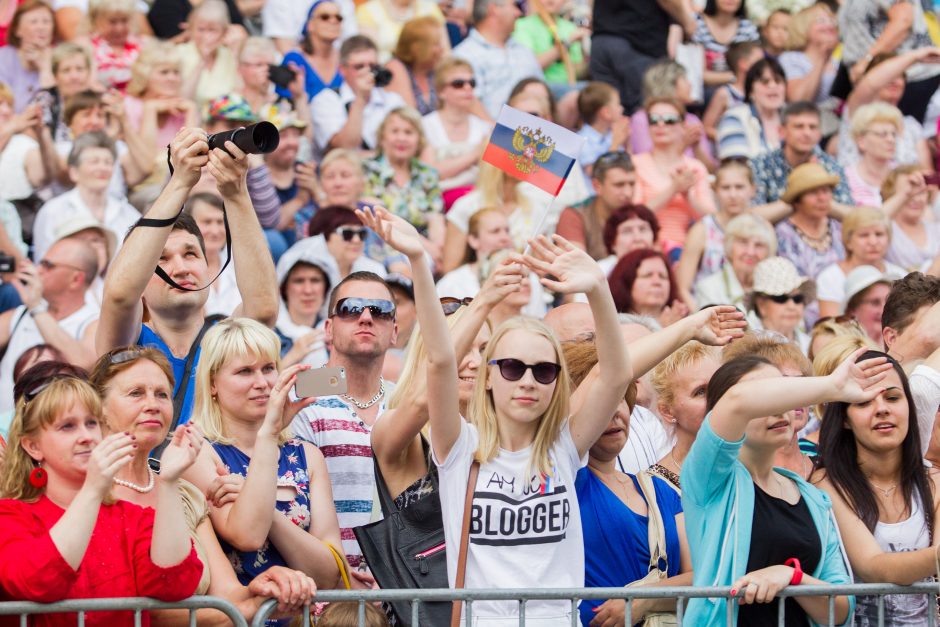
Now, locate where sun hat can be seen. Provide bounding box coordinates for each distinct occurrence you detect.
[746,256,816,311]
[843,265,901,312]
[52,215,118,262]
[781,162,841,204]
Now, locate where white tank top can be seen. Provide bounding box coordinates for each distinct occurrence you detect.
[855,493,931,627]
[0,304,98,413]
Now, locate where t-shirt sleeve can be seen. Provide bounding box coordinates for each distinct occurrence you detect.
[779,52,811,80]
[909,364,940,457]
[128,503,204,601]
[554,207,586,244]
[431,418,477,470]
[681,412,744,507]
[560,420,587,471]
[815,264,844,302]
[0,500,79,603]
[310,90,347,152]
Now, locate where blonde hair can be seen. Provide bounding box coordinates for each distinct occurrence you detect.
[239,36,277,63]
[52,42,91,76]
[317,602,389,627]
[651,341,721,409]
[812,334,877,418]
[882,164,922,200]
[127,41,182,97]
[434,57,473,96]
[850,102,903,140]
[0,379,103,502]
[723,213,777,257]
[0,83,13,107]
[722,332,812,375]
[394,15,443,66]
[193,318,290,446]
[188,0,230,28]
[320,148,364,176]
[563,340,637,411]
[476,163,531,217]
[841,206,890,255]
[376,107,426,156]
[808,318,872,361]
[88,0,134,21]
[786,3,834,51]
[469,317,571,478]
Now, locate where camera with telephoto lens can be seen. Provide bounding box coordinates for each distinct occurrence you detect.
[207,121,281,155]
[268,64,297,90]
[372,64,393,88]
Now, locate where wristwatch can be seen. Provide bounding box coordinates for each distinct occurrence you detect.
[29,299,49,316]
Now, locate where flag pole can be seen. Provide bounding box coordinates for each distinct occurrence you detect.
[522,194,557,256]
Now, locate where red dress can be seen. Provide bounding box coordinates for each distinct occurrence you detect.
[0,496,204,626]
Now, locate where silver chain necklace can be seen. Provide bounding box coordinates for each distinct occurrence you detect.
[113,468,155,494]
[342,378,386,410]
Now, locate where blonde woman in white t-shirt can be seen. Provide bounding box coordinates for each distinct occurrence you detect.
[359,204,632,624]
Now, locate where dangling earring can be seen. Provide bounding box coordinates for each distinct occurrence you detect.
[29,464,47,489]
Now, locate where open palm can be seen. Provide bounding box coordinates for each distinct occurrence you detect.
[355,206,424,258]
[521,235,604,295]
[830,348,893,404]
[691,306,748,346]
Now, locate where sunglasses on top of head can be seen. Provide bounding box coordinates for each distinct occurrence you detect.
[335,226,367,242]
[488,358,561,385]
[331,297,396,321]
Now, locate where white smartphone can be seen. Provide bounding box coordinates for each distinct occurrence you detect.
[294,366,347,398]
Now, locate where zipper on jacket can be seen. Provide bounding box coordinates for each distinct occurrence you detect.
[414,543,446,574]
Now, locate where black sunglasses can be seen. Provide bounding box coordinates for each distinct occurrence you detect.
[336,226,367,242]
[488,358,561,385]
[331,297,396,321]
[767,293,805,305]
[440,296,473,315]
[449,78,476,89]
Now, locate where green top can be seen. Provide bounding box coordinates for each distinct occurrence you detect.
[512,14,582,85]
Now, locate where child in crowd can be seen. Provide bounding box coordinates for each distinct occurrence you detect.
[703,41,765,141]
[760,9,791,58]
[576,81,630,180]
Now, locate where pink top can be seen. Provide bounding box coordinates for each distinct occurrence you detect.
[844,163,883,207]
[91,35,142,93]
[124,96,186,150]
[631,152,715,252]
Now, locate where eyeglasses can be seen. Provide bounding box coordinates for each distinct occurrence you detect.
[766,293,805,305]
[488,358,561,385]
[448,78,476,89]
[38,259,84,273]
[594,150,632,169]
[864,129,898,140]
[440,296,473,315]
[649,114,682,126]
[331,297,396,321]
[316,12,343,22]
[335,226,367,242]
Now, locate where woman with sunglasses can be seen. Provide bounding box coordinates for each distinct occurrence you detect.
[360,203,632,622]
[0,374,204,621]
[632,97,716,256]
[89,346,317,625]
[303,205,387,281]
[279,0,343,102]
[746,257,816,354]
[813,350,940,626]
[420,57,491,209]
[682,350,878,625]
[185,318,345,597]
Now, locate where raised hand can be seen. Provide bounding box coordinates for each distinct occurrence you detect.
[84,432,137,498]
[477,255,526,308]
[356,205,425,260]
[690,305,747,346]
[521,234,605,295]
[208,141,250,198]
[828,348,893,404]
[259,364,318,439]
[159,424,203,482]
[249,566,316,618]
[169,127,210,188]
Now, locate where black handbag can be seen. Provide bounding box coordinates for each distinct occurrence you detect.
[354,440,451,626]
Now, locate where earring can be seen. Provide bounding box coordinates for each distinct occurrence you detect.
[29,465,47,489]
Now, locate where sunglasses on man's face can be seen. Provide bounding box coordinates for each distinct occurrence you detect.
[488,358,561,385]
[331,297,396,321]
[335,226,367,242]
[767,293,805,305]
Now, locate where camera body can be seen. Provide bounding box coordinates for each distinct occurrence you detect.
[372,65,393,88]
[268,64,297,90]
[207,121,281,155]
[0,255,15,274]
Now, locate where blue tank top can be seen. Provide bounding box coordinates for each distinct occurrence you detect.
[137,324,200,426]
[277,51,343,101]
[211,439,312,585]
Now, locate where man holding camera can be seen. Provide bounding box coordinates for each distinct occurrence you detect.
[310,35,405,158]
[95,127,278,426]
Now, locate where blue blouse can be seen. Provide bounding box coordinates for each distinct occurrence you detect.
[575,468,683,626]
[278,50,343,101]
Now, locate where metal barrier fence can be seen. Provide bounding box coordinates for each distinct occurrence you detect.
[0,595,248,626]
[251,582,940,627]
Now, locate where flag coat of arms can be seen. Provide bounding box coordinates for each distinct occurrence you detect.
[482,105,585,197]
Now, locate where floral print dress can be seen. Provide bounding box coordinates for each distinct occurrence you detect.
[363,155,443,237]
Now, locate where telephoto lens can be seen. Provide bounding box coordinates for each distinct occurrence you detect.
[207,121,281,155]
[372,65,393,88]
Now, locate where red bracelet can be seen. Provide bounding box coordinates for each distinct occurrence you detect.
[784,558,803,585]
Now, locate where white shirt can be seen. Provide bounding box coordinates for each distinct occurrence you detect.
[436,263,548,318]
[32,189,139,263]
[55,139,130,200]
[421,111,492,190]
[276,303,328,367]
[310,83,406,157]
[203,255,241,318]
[0,134,37,201]
[910,364,940,458]
[433,420,585,623]
[815,261,905,310]
[617,404,673,474]
[262,0,357,43]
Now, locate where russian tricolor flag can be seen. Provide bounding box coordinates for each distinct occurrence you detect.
[482,105,585,197]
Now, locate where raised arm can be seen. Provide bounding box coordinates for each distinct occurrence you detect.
[711,349,892,442]
[96,128,207,354]
[358,206,463,463]
[150,425,202,567]
[209,143,279,327]
[848,48,940,111]
[521,235,632,456]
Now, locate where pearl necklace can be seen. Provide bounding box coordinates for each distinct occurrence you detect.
[113,468,155,494]
[342,378,386,410]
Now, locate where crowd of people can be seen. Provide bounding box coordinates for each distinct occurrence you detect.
[3,0,940,625]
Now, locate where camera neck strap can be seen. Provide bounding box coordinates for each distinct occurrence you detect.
[134,148,234,293]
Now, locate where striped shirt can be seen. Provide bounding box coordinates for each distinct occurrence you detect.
[290,389,393,569]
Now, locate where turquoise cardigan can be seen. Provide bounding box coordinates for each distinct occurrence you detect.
[681,414,855,626]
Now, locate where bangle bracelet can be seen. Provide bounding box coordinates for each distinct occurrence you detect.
[784,557,803,585]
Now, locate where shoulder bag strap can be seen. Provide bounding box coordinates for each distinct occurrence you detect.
[451,460,479,627]
[636,472,668,576]
[171,313,226,425]
[0,307,28,364]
